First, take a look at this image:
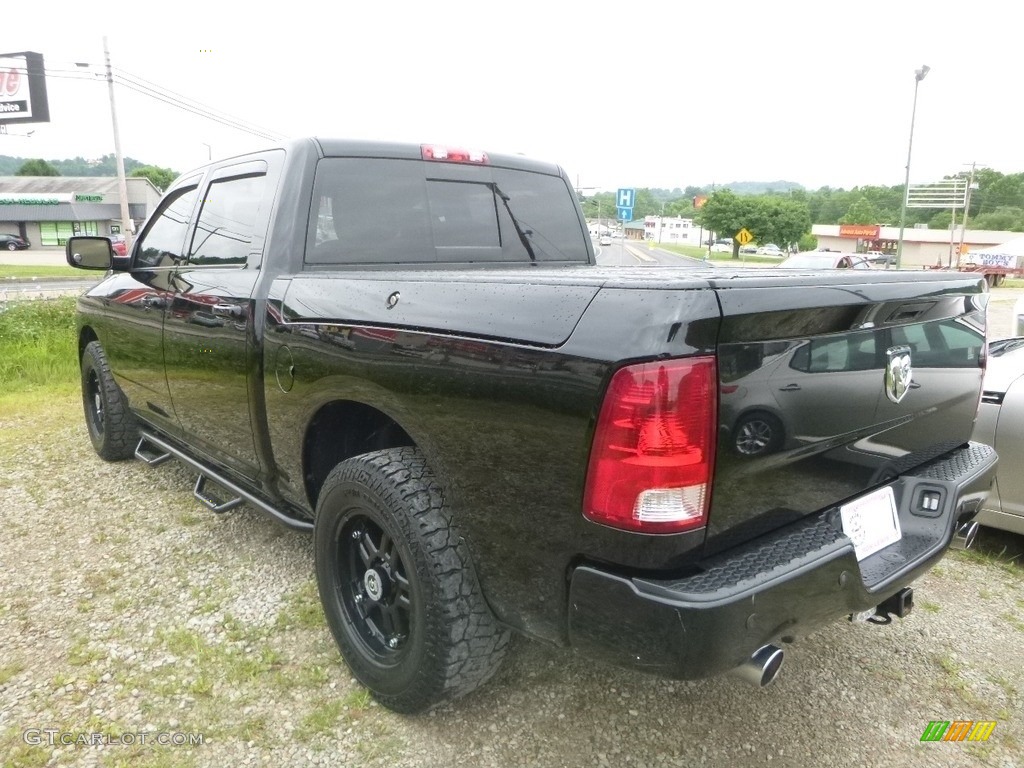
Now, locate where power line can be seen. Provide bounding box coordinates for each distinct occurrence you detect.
[113,78,285,142]
[3,62,288,143]
[112,66,288,141]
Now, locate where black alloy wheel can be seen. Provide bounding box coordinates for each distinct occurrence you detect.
[314,447,510,714]
[338,514,414,663]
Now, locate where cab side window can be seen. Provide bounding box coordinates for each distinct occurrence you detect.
[189,173,267,266]
[134,186,199,269]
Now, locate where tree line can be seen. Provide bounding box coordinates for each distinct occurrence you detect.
[581,168,1024,252]
[2,155,179,193]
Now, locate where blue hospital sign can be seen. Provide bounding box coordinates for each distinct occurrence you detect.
[616,188,636,208]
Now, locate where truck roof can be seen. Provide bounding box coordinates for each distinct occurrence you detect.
[311,137,562,175]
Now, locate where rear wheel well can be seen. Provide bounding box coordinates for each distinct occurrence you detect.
[304,401,414,509]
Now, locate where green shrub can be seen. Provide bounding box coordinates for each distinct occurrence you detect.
[0,297,78,393]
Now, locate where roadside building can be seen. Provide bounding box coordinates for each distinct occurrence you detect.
[811,224,1023,268]
[643,215,701,245]
[0,176,162,247]
[625,220,646,241]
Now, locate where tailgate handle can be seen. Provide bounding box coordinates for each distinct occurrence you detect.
[778,383,801,392]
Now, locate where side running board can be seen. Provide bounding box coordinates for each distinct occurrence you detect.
[194,475,244,514]
[133,433,313,533]
[135,438,172,466]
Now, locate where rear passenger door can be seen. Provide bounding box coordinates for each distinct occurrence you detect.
[162,152,282,482]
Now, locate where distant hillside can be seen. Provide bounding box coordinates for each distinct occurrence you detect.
[720,180,804,195]
[0,154,145,177]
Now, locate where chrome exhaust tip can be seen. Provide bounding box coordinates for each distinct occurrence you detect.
[951,520,979,550]
[730,644,784,687]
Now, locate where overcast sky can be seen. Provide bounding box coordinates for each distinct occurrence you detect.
[2,0,1019,193]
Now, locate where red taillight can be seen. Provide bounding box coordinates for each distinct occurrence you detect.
[583,357,717,534]
[420,144,489,164]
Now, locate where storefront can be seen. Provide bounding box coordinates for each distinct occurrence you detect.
[811,223,1021,268]
[0,176,162,247]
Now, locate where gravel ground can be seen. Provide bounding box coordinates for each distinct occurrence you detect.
[1,392,1022,768]
[0,284,1021,767]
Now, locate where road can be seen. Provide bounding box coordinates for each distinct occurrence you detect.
[595,238,710,268]
[0,248,69,267]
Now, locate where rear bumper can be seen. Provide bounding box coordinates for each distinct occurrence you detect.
[567,442,997,679]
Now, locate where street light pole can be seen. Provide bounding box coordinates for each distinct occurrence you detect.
[103,37,134,249]
[895,64,930,270]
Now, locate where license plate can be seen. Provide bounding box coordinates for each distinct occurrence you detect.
[840,486,902,561]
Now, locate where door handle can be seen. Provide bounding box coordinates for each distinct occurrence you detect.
[778,384,801,391]
[212,304,244,319]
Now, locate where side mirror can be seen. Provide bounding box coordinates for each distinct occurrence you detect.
[66,236,116,271]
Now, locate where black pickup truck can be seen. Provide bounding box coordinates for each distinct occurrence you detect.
[66,138,997,713]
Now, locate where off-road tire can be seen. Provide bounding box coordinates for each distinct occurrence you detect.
[80,341,140,461]
[314,447,510,714]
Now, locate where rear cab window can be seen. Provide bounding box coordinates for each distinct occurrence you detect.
[304,157,590,267]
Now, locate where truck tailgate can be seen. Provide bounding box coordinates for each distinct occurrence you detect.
[707,271,988,555]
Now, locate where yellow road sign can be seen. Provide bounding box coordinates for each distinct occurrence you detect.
[736,228,754,245]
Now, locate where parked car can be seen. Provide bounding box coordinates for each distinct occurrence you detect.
[739,245,758,254]
[777,251,872,270]
[0,233,31,251]
[756,244,785,258]
[971,337,1024,536]
[599,235,612,246]
[721,316,986,458]
[711,240,733,253]
[109,234,128,256]
[866,251,896,266]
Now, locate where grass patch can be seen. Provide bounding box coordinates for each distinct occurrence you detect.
[0,264,87,279]
[275,579,325,631]
[936,653,961,676]
[0,729,50,768]
[656,243,783,265]
[155,624,284,686]
[67,636,107,667]
[999,277,1023,288]
[296,698,346,741]
[0,296,78,393]
[1002,612,1024,633]
[954,546,1023,581]
[0,661,25,684]
[919,600,942,614]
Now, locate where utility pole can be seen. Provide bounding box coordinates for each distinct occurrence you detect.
[956,162,978,268]
[575,178,597,238]
[104,37,133,249]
